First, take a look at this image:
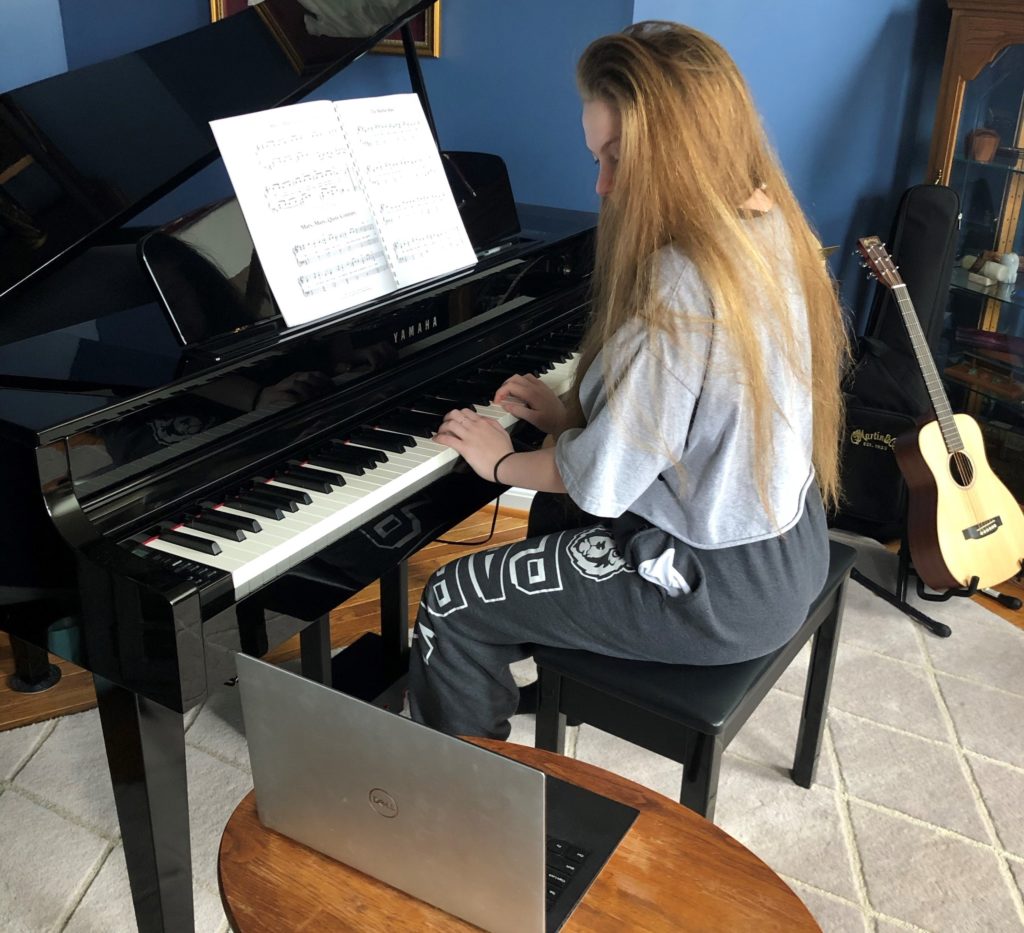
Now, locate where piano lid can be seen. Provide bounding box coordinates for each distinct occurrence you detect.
[0,0,437,302]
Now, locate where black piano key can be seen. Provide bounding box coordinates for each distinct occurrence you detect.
[304,453,366,476]
[538,335,580,352]
[431,389,484,408]
[347,428,412,454]
[331,440,389,464]
[318,445,379,469]
[450,380,493,403]
[376,410,437,438]
[408,396,458,417]
[284,464,345,487]
[529,344,573,363]
[185,518,246,542]
[368,427,416,449]
[277,471,334,494]
[494,363,544,378]
[251,480,313,505]
[506,353,554,373]
[478,365,521,381]
[242,485,302,512]
[158,529,222,556]
[226,496,286,520]
[479,362,528,380]
[198,506,262,534]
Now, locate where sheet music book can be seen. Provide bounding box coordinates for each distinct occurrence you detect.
[210,93,477,328]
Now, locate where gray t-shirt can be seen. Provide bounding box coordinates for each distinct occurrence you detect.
[556,211,815,550]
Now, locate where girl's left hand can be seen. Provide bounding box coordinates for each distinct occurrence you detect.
[434,408,512,481]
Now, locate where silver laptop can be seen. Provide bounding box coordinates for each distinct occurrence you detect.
[236,653,636,933]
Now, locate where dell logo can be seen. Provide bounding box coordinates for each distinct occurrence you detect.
[369,788,398,818]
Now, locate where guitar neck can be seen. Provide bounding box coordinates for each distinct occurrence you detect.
[891,283,964,453]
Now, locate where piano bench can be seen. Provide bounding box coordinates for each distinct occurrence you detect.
[533,540,857,821]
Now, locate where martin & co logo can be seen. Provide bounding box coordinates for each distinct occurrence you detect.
[850,428,897,451]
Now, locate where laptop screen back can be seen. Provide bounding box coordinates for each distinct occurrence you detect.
[236,653,546,933]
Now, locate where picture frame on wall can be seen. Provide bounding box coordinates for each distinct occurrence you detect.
[374,4,441,58]
[209,2,441,58]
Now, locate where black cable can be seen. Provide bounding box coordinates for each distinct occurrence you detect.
[434,495,502,546]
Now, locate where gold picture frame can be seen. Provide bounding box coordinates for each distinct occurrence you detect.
[209,2,440,58]
[374,4,441,58]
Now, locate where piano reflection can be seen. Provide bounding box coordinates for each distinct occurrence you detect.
[0,2,594,931]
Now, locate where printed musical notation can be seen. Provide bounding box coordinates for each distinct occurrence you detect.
[210,94,476,329]
[298,252,390,297]
[292,224,377,267]
[393,231,459,265]
[376,194,448,224]
[264,167,351,213]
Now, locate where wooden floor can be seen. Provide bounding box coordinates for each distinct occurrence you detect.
[2,506,1022,733]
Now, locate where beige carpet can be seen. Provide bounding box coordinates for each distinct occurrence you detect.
[0,532,1023,932]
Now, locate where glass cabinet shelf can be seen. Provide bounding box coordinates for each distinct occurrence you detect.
[949,267,1024,312]
[952,154,1024,176]
[944,361,1024,410]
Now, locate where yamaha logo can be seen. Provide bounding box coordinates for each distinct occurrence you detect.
[393,315,440,346]
[368,788,398,818]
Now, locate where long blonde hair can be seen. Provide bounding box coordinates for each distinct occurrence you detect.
[574,21,849,511]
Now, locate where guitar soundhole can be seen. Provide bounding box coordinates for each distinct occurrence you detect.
[949,451,974,488]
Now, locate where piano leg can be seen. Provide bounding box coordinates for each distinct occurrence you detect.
[299,614,332,684]
[380,560,410,679]
[94,675,193,933]
[8,634,61,692]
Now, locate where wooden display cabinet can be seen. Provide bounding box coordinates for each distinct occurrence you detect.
[927,0,1024,498]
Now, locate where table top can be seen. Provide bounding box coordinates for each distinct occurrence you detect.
[218,738,820,932]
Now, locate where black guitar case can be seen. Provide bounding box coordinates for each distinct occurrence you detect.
[832,184,961,540]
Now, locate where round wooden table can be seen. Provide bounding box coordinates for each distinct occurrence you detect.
[219,739,819,932]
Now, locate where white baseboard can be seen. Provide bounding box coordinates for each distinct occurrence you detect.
[498,486,536,512]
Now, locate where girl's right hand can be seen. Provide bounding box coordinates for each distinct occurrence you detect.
[493,373,571,436]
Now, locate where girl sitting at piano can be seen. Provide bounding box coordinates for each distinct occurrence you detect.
[408,20,850,739]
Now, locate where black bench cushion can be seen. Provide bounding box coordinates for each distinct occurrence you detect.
[532,541,856,734]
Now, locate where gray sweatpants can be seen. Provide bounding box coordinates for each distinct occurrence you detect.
[408,491,828,739]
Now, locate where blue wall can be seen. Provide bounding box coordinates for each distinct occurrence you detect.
[0,0,67,93]
[634,1,949,317]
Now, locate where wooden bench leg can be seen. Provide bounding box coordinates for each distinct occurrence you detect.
[792,577,849,788]
[535,668,567,754]
[680,732,723,820]
[299,614,332,685]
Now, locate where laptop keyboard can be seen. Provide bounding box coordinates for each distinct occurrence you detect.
[545,837,590,910]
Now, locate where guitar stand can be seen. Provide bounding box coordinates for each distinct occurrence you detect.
[889,537,1024,637]
[979,586,1023,612]
[853,567,952,638]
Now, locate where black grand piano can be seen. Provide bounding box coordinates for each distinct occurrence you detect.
[0,2,594,930]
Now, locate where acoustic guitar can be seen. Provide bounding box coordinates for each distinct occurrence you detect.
[857,235,1024,591]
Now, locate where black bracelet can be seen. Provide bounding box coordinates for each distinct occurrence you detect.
[493,451,516,484]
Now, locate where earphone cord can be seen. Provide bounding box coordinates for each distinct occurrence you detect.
[434,495,502,546]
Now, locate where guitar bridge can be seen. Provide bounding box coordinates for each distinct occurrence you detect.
[962,516,1003,540]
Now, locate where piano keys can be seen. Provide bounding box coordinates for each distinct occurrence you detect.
[136,344,581,602]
